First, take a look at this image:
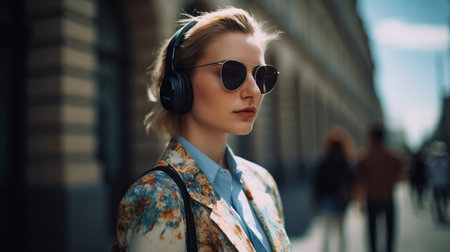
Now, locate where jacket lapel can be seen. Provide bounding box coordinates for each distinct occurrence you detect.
[209,198,256,251]
[155,139,255,252]
[240,168,290,251]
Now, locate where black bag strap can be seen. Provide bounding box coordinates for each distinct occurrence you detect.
[151,165,198,252]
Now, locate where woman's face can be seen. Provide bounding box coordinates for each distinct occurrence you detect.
[187,32,265,137]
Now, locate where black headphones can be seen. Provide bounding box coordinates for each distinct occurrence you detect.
[160,20,198,114]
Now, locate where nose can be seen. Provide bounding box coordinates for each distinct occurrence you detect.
[240,71,261,99]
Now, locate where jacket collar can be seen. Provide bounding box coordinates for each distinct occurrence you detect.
[155,138,289,251]
[155,139,256,251]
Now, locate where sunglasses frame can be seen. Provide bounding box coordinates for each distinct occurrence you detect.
[191,59,279,94]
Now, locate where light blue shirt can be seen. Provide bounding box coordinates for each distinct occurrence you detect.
[177,136,271,252]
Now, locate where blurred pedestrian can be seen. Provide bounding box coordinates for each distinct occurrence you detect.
[355,123,404,252]
[409,149,427,209]
[313,125,354,252]
[426,141,449,223]
[111,7,291,252]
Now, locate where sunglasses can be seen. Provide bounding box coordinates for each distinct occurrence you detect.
[192,60,279,94]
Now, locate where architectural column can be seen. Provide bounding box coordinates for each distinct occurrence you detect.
[25,0,106,251]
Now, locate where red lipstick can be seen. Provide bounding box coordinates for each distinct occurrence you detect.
[233,107,257,118]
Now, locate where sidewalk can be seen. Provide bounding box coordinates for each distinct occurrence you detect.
[289,183,450,252]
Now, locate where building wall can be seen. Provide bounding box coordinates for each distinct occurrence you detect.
[225,0,381,182]
[0,0,381,250]
[22,0,108,251]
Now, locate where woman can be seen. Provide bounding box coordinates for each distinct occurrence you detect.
[313,125,354,252]
[112,7,291,252]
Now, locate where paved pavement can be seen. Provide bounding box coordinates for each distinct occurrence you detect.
[286,183,450,252]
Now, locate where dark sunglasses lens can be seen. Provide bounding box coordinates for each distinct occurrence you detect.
[255,65,278,94]
[221,60,247,91]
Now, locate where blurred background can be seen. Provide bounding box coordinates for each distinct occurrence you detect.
[0,0,449,251]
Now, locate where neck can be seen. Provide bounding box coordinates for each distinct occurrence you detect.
[180,123,228,169]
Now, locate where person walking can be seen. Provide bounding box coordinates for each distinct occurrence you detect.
[409,149,427,209]
[356,124,404,252]
[426,141,449,223]
[313,125,354,252]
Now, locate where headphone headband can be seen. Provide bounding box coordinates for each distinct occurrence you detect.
[164,20,198,76]
[160,20,198,114]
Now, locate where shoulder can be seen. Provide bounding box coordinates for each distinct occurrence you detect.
[236,156,269,176]
[117,169,184,234]
[383,148,404,165]
[356,150,369,166]
[115,169,187,250]
[126,169,181,201]
[235,156,277,188]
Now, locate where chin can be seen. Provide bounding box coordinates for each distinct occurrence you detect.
[229,125,253,135]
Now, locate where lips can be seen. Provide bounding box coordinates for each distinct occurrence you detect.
[233,107,257,118]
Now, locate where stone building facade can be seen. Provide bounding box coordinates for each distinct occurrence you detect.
[0,0,381,251]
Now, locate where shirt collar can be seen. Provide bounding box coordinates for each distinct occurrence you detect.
[226,147,242,181]
[176,136,242,183]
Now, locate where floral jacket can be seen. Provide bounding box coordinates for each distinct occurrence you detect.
[112,139,291,251]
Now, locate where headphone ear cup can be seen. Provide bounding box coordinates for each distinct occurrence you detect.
[178,71,193,114]
[160,71,192,114]
[160,76,176,112]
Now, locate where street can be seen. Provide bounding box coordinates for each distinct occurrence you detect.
[288,183,450,252]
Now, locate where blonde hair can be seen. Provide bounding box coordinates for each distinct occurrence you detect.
[144,6,278,138]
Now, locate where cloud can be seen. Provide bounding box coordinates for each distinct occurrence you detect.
[385,105,438,149]
[374,19,449,51]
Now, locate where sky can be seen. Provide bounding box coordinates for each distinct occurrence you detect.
[357,0,450,150]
